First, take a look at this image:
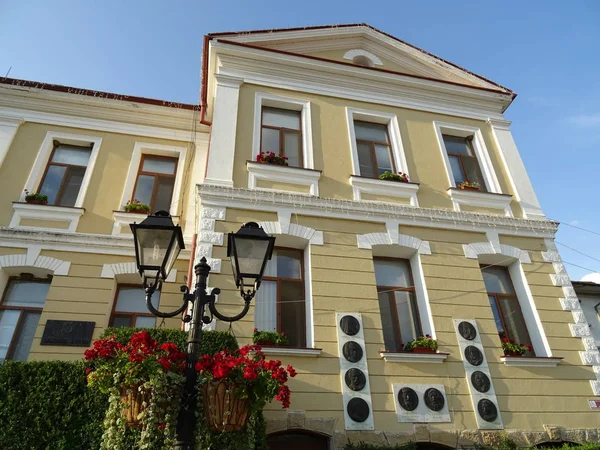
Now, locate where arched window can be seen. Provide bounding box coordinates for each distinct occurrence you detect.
[267,430,329,450]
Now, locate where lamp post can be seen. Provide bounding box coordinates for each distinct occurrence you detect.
[130,211,275,450]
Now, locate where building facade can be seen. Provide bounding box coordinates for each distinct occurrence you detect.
[1,24,600,449]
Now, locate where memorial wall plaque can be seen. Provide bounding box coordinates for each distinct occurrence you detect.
[343,341,363,363]
[458,321,477,340]
[41,320,95,346]
[345,368,366,391]
[471,371,491,393]
[398,387,419,411]
[340,315,360,336]
[464,345,484,366]
[478,399,498,422]
[347,397,370,423]
[424,388,445,411]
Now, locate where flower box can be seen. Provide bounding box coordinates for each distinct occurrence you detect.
[459,185,479,191]
[24,190,48,205]
[411,347,436,354]
[256,152,288,166]
[378,171,409,183]
[26,199,49,205]
[202,380,251,432]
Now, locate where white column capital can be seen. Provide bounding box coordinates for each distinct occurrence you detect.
[0,115,25,169]
[214,74,244,89]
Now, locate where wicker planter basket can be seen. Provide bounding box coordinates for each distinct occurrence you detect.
[120,386,151,427]
[202,380,250,432]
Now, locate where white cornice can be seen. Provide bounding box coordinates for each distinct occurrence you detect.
[197,184,558,238]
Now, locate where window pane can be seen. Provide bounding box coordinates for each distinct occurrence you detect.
[462,157,488,192]
[374,144,393,175]
[354,122,388,143]
[115,287,160,313]
[4,280,50,307]
[0,310,20,362]
[154,176,175,212]
[283,131,301,167]
[357,142,376,178]
[280,280,304,347]
[111,316,131,328]
[482,267,515,294]
[262,108,300,130]
[57,166,86,207]
[255,280,277,332]
[135,316,156,328]
[133,175,155,206]
[51,145,91,166]
[261,127,280,154]
[395,291,420,344]
[448,155,466,184]
[498,296,534,354]
[39,165,66,205]
[142,157,176,175]
[374,259,411,287]
[442,135,472,156]
[276,250,302,279]
[378,292,400,351]
[11,312,41,361]
[488,295,506,338]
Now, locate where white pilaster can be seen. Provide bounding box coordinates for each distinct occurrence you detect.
[487,119,545,220]
[204,75,244,187]
[0,116,24,168]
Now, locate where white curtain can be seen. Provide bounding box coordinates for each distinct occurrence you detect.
[255,280,277,331]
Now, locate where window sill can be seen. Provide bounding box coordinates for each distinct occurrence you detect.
[259,346,322,357]
[500,356,562,367]
[10,202,85,233]
[350,175,420,205]
[380,351,449,364]
[112,211,179,236]
[447,188,512,216]
[247,161,321,196]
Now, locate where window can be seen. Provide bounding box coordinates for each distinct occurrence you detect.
[255,249,305,347]
[132,155,178,212]
[482,265,534,356]
[442,135,487,191]
[0,274,50,363]
[38,140,93,206]
[374,258,422,351]
[110,285,161,328]
[354,121,395,178]
[261,107,302,167]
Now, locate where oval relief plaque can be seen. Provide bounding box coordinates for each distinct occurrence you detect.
[342,341,363,363]
[340,315,360,336]
[471,371,491,393]
[464,345,484,366]
[347,397,370,423]
[424,388,445,412]
[458,321,477,341]
[477,398,498,422]
[344,368,366,392]
[397,387,419,412]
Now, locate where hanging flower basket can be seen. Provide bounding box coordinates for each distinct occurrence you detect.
[120,385,151,427]
[202,380,250,432]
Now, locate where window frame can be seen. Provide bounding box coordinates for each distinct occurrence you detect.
[442,134,488,191]
[0,275,50,361]
[354,120,397,178]
[131,154,179,213]
[259,247,306,347]
[374,256,422,351]
[109,283,157,328]
[260,107,303,168]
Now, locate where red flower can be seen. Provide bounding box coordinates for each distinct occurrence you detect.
[286,365,297,377]
[525,344,533,351]
[85,367,93,374]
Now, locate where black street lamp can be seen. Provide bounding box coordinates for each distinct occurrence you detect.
[130,211,275,450]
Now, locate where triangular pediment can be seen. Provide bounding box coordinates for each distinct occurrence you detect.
[210,24,511,94]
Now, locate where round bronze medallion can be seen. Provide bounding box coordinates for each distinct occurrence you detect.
[464,345,484,366]
[458,321,477,341]
[471,371,491,393]
[340,315,360,336]
[345,368,366,391]
[424,388,445,412]
[347,397,370,423]
[477,398,498,422]
[397,387,419,412]
[342,341,363,363]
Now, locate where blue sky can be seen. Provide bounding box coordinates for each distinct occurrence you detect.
[1,0,599,279]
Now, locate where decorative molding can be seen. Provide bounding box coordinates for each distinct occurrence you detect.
[260,347,322,357]
[247,162,321,196]
[500,356,562,367]
[447,188,513,217]
[0,250,70,276]
[349,176,419,206]
[10,203,85,233]
[579,350,600,366]
[112,211,180,237]
[0,115,24,168]
[197,184,559,239]
[343,49,383,66]
[380,352,448,363]
[100,261,177,282]
[195,206,226,276]
[258,215,324,246]
[357,231,431,255]
[462,242,531,264]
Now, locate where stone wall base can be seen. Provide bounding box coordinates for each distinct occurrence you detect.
[265,411,600,449]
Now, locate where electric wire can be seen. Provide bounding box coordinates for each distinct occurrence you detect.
[550,218,600,237]
[555,241,600,265]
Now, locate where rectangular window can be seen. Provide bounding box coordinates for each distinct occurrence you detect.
[0,276,50,363]
[261,107,303,167]
[132,155,178,212]
[354,121,395,178]
[110,285,161,328]
[374,258,421,351]
[38,141,93,206]
[442,135,487,191]
[481,265,534,356]
[254,249,305,347]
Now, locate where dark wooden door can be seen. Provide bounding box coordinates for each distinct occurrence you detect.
[267,431,329,450]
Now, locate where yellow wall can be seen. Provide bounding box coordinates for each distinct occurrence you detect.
[232,84,519,216]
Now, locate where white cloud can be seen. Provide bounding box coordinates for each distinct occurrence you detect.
[568,114,600,127]
[569,220,580,226]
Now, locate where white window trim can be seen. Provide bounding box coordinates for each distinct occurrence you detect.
[252,92,314,169]
[346,107,409,178]
[349,175,419,205]
[111,211,180,237]
[380,351,449,364]
[117,142,188,217]
[260,347,322,357]
[247,161,321,196]
[433,121,501,193]
[20,131,102,208]
[500,356,562,367]
[10,203,84,233]
[447,188,513,217]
